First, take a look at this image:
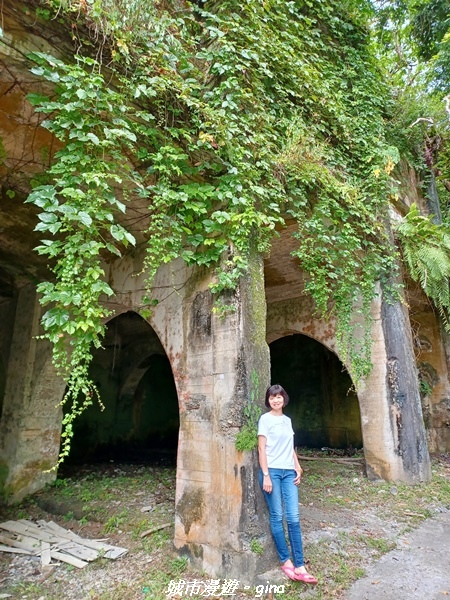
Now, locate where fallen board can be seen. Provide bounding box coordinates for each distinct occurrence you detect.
[0,519,128,569]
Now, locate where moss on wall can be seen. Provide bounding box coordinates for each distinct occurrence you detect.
[270,334,362,449]
[0,460,9,501]
[177,486,205,536]
[0,459,55,502]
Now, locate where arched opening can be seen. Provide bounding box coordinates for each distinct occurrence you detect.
[269,334,362,450]
[63,311,179,465]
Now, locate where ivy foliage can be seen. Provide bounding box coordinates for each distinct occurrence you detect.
[26,0,403,457]
[26,53,137,462]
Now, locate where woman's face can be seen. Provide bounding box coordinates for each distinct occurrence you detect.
[268,393,284,410]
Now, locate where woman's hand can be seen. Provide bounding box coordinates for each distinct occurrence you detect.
[263,474,273,493]
[294,467,302,486]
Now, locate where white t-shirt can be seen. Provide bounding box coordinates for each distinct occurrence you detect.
[258,412,295,469]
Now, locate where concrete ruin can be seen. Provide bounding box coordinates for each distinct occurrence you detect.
[0,0,449,581]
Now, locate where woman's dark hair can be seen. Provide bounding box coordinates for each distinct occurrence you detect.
[265,384,289,407]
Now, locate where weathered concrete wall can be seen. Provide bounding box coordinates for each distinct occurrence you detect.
[102,249,274,580]
[393,162,450,453]
[379,283,431,482]
[266,285,431,483]
[0,2,440,583]
[0,291,17,416]
[0,284,64,501]
[406,282,450,453]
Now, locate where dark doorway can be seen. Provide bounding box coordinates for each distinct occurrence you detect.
[269,334,362,450]
[64,311,179,465]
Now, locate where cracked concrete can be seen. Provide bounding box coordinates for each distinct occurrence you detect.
[344,511,450,600]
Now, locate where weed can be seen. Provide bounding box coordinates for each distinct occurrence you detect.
[80,488,95,503]
[364,536,396,554]
[9,581,45,595]
[53,478,68,488]
[103,509,128,533]
[250,539,264,555]
[170,556,189,576]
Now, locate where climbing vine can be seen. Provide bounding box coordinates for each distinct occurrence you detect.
[26,53,137,462]
[26,0,404,459]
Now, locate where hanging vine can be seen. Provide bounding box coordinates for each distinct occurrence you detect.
[25,0,403,460]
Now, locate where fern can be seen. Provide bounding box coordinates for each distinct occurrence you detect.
[397,203,450,331]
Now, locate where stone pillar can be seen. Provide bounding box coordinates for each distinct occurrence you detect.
[381,282,432,482]
[359,285,431,483]
[174,251,274,581]
[0,284,65,502]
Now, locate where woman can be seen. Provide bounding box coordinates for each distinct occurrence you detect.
[258,384,318,584]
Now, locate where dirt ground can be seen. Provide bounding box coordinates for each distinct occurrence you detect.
[0,454,449,600]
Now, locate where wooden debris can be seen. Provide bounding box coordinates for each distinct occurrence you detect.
[50,549,88,569]
[0,519,128,569]
[0,533,38,553]
[0,545,33,555]
[41,541,51,568]
[140,522,172,538]
[297,454,365,464]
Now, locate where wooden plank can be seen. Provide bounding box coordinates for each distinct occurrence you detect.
[41,521,105,547]
[297,455,365,464]
[140,522,171,538]
[50,550,88,569]
[43,521,128,559]
[0,545,33,555]
[102,546,128,559]
[37,520,72,537]
[55,541,98,562]
[16,535,44,551]
[0,534,39,553]
[0,520,127,561]
[41,541,51,567]
[0,521,58,544]
[43,520,110,548]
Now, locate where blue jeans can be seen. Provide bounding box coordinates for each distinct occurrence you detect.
[259,468,305,567]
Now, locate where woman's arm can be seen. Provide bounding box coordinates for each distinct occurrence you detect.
[258,435,272,493]
[293,448,303,486]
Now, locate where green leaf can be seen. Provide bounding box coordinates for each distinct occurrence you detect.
[86,133,100,145]
[38,212,58,224]
[27,93,50,106]
[106,243,122,256]
[123,231,136,246]
[110,224,124,241]
[78,212,93,227]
